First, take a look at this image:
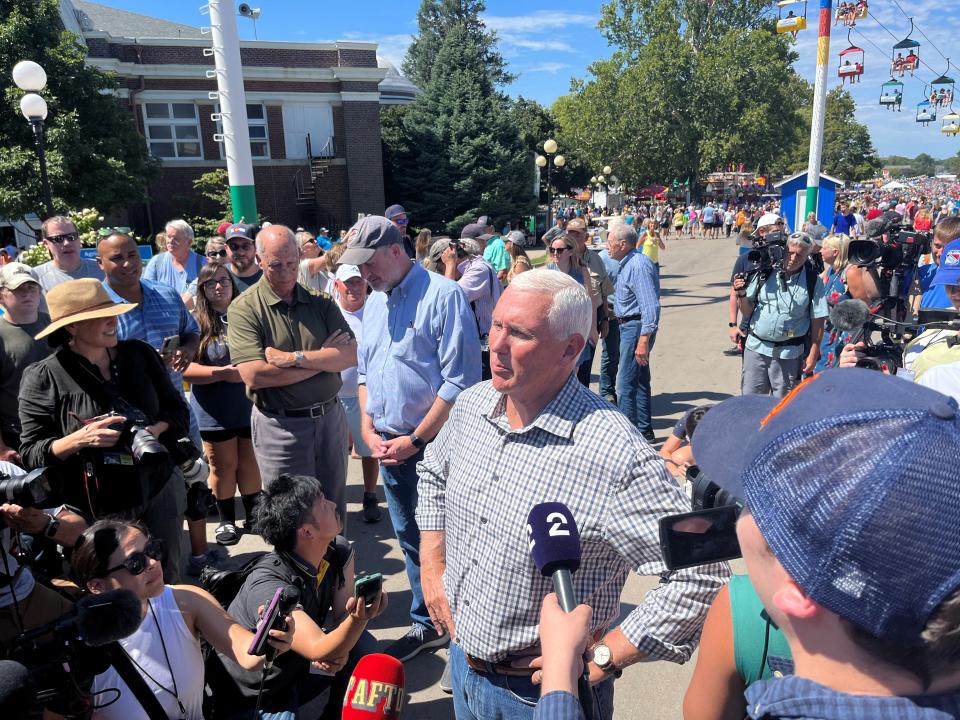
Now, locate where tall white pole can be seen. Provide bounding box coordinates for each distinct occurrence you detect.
[207,0,257,222]
[805,0,833,223]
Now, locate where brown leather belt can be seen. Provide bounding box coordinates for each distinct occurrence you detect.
[465,654,535,677]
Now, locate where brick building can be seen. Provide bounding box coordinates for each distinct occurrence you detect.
[58,0,418,233]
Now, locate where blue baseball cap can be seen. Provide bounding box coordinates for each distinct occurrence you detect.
[932,239,960,287]
[693,368,960,641]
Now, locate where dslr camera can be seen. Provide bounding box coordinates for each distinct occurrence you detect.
[658,465,742,571]
[91,400,168,467]
[0,467,54,513]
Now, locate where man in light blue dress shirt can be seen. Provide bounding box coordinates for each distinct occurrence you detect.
[341,216,482,662]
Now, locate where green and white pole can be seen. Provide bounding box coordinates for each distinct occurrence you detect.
[804,0,833,224]
[207,0,257,224]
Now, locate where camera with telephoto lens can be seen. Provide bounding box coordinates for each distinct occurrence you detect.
[0,467,53,510]
[747,230,788,273]
[849,219,931,271]
[98,399,168,467]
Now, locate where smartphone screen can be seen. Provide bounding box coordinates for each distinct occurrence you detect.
[659,506,742,571]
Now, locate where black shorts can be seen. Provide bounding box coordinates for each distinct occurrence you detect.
[200,427,252,443]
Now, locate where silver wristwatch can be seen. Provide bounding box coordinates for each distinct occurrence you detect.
[591,642,622,678]
[293,350,304,368]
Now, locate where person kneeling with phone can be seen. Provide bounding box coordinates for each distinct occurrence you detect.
[207,474,387,720]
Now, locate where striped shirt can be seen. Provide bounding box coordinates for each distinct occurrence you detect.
[416,375,729,662]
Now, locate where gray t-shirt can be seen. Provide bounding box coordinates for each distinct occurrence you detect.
[34,258,102,293]
[0,314,52,436]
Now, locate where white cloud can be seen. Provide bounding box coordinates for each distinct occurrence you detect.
[524,62,571,74]
[483,10,599,56]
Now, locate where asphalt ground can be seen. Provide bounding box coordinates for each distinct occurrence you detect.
[193,227,745,719]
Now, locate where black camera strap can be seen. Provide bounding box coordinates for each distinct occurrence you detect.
[102,642,171,720]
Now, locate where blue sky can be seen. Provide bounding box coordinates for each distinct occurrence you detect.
[91,1,957,160]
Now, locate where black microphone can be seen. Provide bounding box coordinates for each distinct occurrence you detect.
[15,588,143,647]
[0,660,35,718]
[527,502,581,612]
[527,502,595,720]
[829,299,872,364]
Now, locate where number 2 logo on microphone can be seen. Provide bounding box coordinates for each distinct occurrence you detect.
[527,511,572,550]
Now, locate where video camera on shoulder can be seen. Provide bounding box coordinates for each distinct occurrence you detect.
[658,465,742,571]
[747,230,788,274]
[0,467,54,514]
[849,215,931,272]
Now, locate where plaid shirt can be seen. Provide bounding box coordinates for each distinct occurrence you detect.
[746,676,960,719]
[416,375,729,662]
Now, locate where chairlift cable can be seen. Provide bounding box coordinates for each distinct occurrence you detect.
[887,0,949,62]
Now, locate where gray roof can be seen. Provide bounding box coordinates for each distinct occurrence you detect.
[72,0,205,39]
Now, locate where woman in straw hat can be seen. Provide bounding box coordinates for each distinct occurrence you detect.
[18,278,192,583]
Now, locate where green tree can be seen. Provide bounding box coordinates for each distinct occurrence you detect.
[819,87,881,182]
[402,0,513,89]
[910,153,936,177]
[391,23,533,233]
[0,0,157,219]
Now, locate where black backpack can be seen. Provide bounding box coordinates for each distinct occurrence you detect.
[199,552,272,609]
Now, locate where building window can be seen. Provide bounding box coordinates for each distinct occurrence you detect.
[143,102,202,159]
[215,104,270,160]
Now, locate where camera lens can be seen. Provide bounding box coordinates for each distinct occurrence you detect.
[127,426,168,466]
[0,469,53,507]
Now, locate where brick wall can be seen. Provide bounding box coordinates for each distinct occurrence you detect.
[341,102,385,216]
[337,49,378,68]
[140,79,342,93]
[266,106,286,160]
[340,81,380,93]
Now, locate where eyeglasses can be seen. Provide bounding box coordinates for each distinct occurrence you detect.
[97,227,132,237]
[206,249,228,258]
[549,247,569,255]
[102,537,165,577]
[300,239,317,246]
[44,232,80,245]
[202,277,231,290]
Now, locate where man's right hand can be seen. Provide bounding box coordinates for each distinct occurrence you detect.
[422,566,455,639]
[0,443,21,466]
[732,275,747,293]
[838,342,866,369]
[727,326,744,344]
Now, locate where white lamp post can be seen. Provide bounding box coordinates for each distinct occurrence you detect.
[12,61,53,216]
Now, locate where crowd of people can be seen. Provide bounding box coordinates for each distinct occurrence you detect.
[0,182,958,720]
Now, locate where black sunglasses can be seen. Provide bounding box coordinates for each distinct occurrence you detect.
[549,247,569,254]
[206,249,228,258]
[202,276,232,290]
[44,232,80,245]
[102,537,165,577]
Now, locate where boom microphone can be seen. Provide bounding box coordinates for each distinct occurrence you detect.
[15,588,143,648]
[829,299,871,334]
[341,653,405,719]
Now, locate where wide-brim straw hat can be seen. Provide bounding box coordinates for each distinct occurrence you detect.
[35,278,137,340]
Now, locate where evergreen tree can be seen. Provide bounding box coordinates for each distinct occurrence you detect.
[390,13,533,234]
[402,0,513,89]
[0,0,157,218]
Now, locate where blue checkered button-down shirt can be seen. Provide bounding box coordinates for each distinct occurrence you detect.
[613,250,660,336]
[746,676,960,719]
[416,375,729,662]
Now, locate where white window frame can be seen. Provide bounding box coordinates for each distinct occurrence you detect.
[215,103,270,160]
[141,102,203,160]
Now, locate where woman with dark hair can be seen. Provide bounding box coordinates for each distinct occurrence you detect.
[19,279,192,583]
[183,263,260,547]
[72,519,294,720]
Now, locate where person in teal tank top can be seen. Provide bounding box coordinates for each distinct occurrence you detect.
[683,574,793,720]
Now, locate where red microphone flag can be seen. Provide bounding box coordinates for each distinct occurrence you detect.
[341,653,405,718]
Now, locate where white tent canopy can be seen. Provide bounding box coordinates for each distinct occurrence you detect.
[881,180,907,190]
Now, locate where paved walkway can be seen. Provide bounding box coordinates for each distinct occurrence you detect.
[196,229,745,719]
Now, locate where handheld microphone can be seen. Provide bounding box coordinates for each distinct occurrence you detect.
[527,503,594,720]
[829,299,872,363]
[0,660,35,718]
[527,502,581,612]
[341,653,405,719]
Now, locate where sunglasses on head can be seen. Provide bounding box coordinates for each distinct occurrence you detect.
[102,537,165,577]
[44,232,80,245]
[206,249,228,258]
[97,226,133,237]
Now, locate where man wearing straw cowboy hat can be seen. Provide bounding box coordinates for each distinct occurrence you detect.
[18,279,192,582]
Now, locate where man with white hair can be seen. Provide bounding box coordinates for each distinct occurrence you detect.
[733,231,828,397]
[227,224,357,523]
[417,270,728,720]
[143,219,206,292]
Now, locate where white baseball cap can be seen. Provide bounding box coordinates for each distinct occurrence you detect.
[335,264,362,282]
[756,213,782,230]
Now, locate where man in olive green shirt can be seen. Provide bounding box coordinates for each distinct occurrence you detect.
[228,225,357,522]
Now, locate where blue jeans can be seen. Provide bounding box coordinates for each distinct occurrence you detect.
[599,320,620,400]
[379,443,431,628]
[449,643,615,720]
[617,322,656,434]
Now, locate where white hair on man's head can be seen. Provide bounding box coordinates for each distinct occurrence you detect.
[508,269,593,342]
[255,224,296,255]
[165,219,194,242]
[608,223,638,246]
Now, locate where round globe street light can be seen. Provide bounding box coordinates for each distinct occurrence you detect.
[538,139,564,230]
[603,165,612,176]
[13,60,53,217]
